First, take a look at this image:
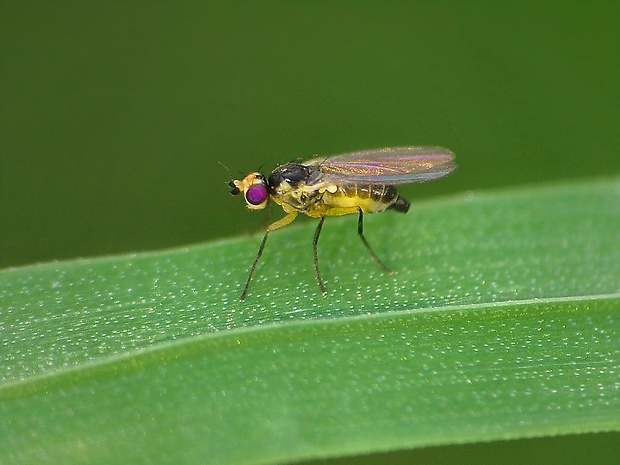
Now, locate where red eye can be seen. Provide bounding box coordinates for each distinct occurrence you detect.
[245,184,268,205]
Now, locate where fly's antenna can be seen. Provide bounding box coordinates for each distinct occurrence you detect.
[218,161,234,181]
[219,161,243,195]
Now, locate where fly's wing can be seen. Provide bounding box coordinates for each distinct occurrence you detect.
[303,146,456,185]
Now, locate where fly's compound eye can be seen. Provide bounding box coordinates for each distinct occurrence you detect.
[245,183,269,207]
[230,172,269,209]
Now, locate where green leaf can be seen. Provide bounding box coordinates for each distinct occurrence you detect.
[1,177,619,465]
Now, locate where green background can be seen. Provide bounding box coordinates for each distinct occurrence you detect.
[2,2,618,269]
[2,2,619,464]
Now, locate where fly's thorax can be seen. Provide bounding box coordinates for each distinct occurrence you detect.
[267,163,327,212]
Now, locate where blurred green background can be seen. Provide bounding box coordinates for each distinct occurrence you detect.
[1,2,618,269]
[1,2,619,463]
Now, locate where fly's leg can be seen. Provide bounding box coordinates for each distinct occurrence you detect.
[357,208,392,273]
[312,217,328,295]
[240,211,298,301]
[240,231,270,301]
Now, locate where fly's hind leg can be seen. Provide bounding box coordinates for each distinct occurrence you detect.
[357,208,392,273]
[317,206,392,279]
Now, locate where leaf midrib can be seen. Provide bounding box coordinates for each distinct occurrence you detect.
[3,292,617,394]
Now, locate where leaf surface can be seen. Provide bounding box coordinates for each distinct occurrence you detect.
[1,178,619,465]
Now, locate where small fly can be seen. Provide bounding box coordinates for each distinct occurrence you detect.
[228,146,456,300]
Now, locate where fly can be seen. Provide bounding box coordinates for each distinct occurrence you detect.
[228,146,456,300]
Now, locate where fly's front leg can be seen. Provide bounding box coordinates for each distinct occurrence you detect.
[240,211,298,301]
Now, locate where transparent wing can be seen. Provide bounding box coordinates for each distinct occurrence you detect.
[303,146,456,184]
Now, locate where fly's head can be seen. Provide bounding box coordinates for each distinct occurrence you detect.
[229,172,269,210]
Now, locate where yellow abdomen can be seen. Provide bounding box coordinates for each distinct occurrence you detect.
[306,184,400,217]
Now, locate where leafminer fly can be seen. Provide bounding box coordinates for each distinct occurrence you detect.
[228,146,456,300]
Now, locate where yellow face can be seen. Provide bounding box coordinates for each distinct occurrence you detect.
[229,172,270,210]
